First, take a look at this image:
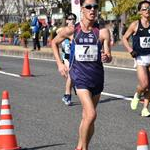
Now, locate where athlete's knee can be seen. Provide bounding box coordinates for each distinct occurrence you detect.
[86,110,97,123]
[139,82,149,91]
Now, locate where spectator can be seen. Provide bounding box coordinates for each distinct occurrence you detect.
[113,22,119,43]
[42,24,49,47]
[30,9,41,51]
[121,23,127,36]
[13,32,20,45]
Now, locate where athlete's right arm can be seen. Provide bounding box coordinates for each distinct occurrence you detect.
[122,21,138,57]
[51,26,73,77]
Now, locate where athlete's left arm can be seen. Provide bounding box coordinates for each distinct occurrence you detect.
[100,28,112,63]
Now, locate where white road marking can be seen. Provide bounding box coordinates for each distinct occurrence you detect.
[102,92,132,101]
[0,55,136,70]
[0,71,20,78]
[104,65,136,71]
[0,55,134,101]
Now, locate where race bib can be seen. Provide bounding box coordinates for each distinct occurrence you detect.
[140,37,150,48]
[75,44,98,61]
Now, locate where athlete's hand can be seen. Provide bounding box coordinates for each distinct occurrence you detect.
[58,63,68,78]
[101,51,112,63]
[130,50,137,58]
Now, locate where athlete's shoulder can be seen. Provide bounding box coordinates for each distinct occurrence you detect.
[56,27,64,34]
[100,27,110,35]
[130,20,139,28]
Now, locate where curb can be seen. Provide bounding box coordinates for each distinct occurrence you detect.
[0,49,54,60]
[0,48,134,68]
[110,56,134,68]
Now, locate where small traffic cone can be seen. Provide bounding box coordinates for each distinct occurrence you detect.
[0,90,21,149]
[21,51,31,77]
[137,129,149,150]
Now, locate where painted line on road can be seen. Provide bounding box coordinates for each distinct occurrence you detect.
[1,55,135,71]
[0,71,21,78]
[0,55,135,100]
[102,92,132,101]
[104,65,136,71]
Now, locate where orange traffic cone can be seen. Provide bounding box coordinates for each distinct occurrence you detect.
[21,51,31,77]
[137,129,149,150]
[0,90,21,149]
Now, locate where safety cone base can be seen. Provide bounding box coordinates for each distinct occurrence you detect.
[137,145,149,150]
[0,146,21,150]
[20,74,34,77]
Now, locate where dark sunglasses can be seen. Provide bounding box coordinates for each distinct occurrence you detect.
[141,7,150,11]
[83,4,98,10]
[67,18,75,20]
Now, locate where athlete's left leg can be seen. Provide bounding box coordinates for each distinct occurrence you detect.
[75,89,100,150]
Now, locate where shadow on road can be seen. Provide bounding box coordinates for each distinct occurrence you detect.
[21,143,66,150]
[71,101,81,106]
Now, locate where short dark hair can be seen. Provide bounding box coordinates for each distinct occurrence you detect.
[80,0,99,6]
[138,0,150,11]
[66,13,77,20]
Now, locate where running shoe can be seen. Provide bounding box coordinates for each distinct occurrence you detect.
[62,94,72,106]
[141,108,150,117]
[130,92,140,110]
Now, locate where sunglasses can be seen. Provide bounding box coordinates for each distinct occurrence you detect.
[83,4,98,10]
[67,18,75,20]
[141,7,150,11]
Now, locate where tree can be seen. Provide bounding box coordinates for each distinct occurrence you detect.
[112,0,140,16]
[112,0,141,25]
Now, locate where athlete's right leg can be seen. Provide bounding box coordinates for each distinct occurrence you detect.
[141,89,150,117]
[62,59,72,105]
[65,74,72,95]
[141,66,150,117]
[131,65,149,110]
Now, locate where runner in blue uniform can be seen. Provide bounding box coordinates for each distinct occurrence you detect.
[123,0,150,117]
[52,0,112,149]
[57,13,77,106]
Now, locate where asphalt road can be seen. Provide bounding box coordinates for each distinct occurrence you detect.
[0,56,149,150]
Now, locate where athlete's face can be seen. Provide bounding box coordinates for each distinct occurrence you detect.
[81,0,98,21]
[66,15,76,26]
[140,3,150,18]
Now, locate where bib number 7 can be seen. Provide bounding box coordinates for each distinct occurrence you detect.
[75,45,98,61]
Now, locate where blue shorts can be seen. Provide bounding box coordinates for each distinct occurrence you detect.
[74,80,104,96]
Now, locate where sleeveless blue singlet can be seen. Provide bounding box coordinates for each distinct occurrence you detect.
[69,23,104,96]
